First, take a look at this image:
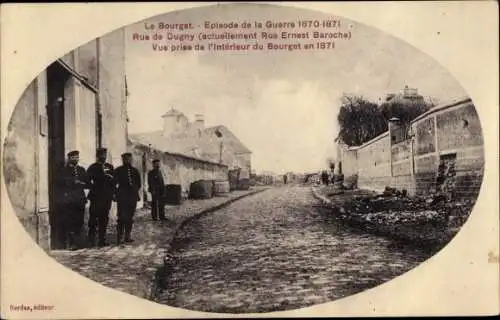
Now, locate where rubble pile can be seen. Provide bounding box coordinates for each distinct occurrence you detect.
[324,186,476,248]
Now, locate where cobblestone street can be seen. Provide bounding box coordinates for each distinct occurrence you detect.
[158,185,434,313]
[49,189,262,299]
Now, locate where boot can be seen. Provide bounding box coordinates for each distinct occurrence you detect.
[124,222,134,243]
[98,224,108,247]
[116,223,124,245]
[68,233,79,251]
[98,235,109,247]
[98,235,108,247]
[87,229,97,248]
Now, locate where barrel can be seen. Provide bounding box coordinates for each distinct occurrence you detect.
[228,169,240,191]
[214,180,230,195]
[189,180,214,199]
[237,178,250,190]
[164,184,182,205]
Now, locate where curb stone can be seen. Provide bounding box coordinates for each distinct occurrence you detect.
[311,186,334,208]
[148,187,270,301]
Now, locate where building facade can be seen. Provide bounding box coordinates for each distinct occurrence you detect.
[131,109,252,182]
[3,29,128,250]
[385,85,425,104]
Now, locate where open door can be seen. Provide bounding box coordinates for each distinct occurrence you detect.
[46,62,70,249]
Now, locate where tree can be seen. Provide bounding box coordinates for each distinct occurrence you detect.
[379,100,434,124]
[336,95,387,146]
[336,94,436,146]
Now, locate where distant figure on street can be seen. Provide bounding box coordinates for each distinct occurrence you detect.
[87,148,115,247]
[283,174,288,185]
[57,150,88,250]
[321,170,329,185]
[148,159,166,221]
[113,152,141,245]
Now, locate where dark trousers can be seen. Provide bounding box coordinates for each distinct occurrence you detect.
[60,202,85,249]
[88,197,112,245]
[151,192,165,220]
[117,196,137,241]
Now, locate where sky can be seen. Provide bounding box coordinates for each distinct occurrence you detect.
[123,3,467,174]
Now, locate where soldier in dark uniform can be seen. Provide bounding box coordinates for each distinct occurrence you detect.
[86,148,115,247]
[147,159,166,221]
[57,150,88,250]
[113,152,141,245]
[321,170,329,185]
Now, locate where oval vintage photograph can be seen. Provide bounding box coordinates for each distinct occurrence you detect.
[2,3,485,314]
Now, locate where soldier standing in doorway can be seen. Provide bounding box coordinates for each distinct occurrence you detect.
[113,152,141,245]
[86,148,115,247]
[57,150,88,250]
[148,159,166,221]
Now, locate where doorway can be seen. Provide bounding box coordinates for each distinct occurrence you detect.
[46,62,70,249]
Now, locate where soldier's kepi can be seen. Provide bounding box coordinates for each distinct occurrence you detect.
[86,147,115,248]
[113,152,142,245]
[57,150,89,250]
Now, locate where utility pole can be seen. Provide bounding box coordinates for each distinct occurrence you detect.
[219,141,223,164]
[215,128,223,164]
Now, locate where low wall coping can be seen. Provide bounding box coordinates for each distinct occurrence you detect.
[357,131,389,149]
[128,139,228,168]
[411,96,472,124]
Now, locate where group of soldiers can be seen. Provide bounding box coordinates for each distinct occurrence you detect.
[57,148,167,250]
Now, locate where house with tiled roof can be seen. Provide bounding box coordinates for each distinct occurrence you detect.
[129,109,252,181]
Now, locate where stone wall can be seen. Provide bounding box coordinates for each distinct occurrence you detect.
[338,146,358,188]
[3,81,38,244]
[130,142,229,201]
[339,98,484,200]
[356,132,391,192]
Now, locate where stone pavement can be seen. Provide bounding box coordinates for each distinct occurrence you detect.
[49,187,268,300]
[157,185,431,313]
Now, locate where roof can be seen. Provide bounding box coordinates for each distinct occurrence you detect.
[128,133,224,166]
[204,125,252,154]
[162,108,184,117]
[129,125,251,164]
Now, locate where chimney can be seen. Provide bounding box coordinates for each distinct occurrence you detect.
[194,114,205,131]
[162,108,180,137]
